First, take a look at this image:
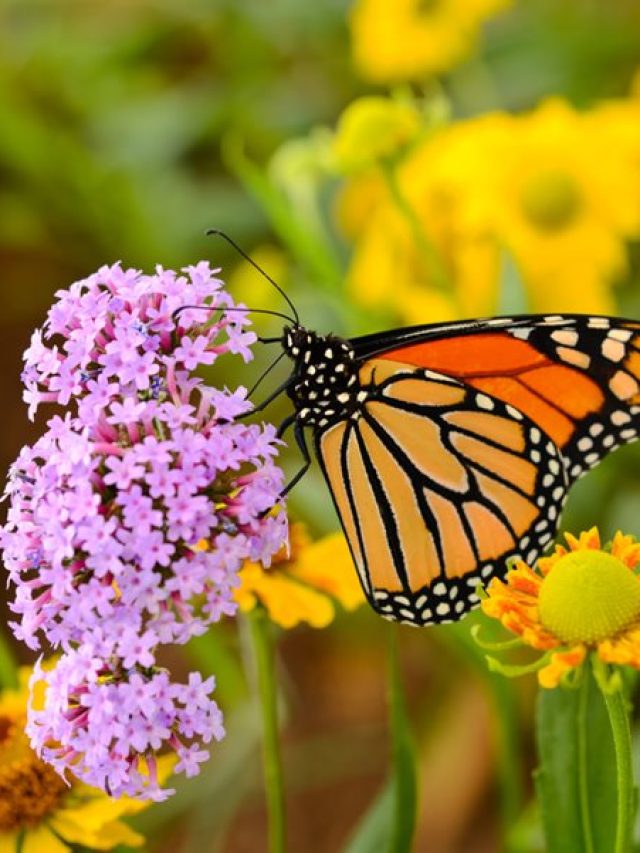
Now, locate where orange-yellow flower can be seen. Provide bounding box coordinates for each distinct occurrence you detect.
[235,524,364,629]
[0,665,171,852]
[482,528,640,688]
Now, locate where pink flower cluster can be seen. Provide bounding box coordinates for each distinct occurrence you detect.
[1,262,288,799]
[27,654,223,800]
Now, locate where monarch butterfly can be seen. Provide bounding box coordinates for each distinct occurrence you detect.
[272,313,640,626]
[214,234,640,626]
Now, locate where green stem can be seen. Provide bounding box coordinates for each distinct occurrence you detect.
[577,669,595,853]
[249,608,286,853]
[380,161,456,300]
[0,631,18,689]
[386,624,417,853]
[600,681,634,853]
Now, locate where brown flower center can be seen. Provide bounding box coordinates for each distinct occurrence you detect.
[0,712,68,832]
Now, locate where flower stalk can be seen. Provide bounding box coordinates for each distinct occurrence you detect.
[597,669,634,853]
[0,632,18,690]
[576,668,595,853]
[381,161,454,297]
[249,607,286,853]
[386,623,417,853]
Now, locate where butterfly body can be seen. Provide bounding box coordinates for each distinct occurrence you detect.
[279,315,640,626]
[283,327,361,428]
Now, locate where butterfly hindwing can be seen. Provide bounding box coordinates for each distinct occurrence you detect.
[315,360,567,625]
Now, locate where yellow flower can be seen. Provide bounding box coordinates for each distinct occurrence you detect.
[235,524,364,629]
[340,98,640,323]
[0,665,172,852]
[333,96,422,173]
[482,528,640,688]
[342,118,503,323]
[473,100,640,313]
[349,0,512,83]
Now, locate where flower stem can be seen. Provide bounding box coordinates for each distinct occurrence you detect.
[380,161,455,299]
[600,679,634,853]
[0,631,18,689]
[386,623,417,853]
[577,668,595,853]
[249,608,286,853]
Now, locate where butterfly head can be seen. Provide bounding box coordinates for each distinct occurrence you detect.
[282,326,361,428]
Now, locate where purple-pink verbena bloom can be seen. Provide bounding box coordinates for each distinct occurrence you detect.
[2,261,288,654]
[27,652,225,800]
[2,260,290,800]
[21,261,256,420]
[1,398,286,653]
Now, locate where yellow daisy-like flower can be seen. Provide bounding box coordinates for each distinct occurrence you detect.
[349,0,512,83]
[235,524,364,629]
[482,528,640,689]
[0,665,171,852]
[474,100,640,313]
[340,98,640,324]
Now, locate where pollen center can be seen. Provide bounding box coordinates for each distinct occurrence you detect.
[520,170,582,231]
[0,712,68,831]
[538,551,640,645]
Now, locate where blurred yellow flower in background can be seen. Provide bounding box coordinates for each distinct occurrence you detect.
[332,96,422,172]
[350,0,512,83]
[235,524,364,629]
[481,529,640,688]
[339,114,503,323]
[474,100,640,313]
[337,96,640,324]
[0,666,165,852]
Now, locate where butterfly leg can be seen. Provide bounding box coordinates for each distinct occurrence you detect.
[229,375,294,423]
[278,417,311,500]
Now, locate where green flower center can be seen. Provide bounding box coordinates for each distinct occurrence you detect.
[416,0,442,15]
[538,551,640,645]
[520,170,582,231]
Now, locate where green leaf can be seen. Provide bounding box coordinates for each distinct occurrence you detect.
[535,664,619,853]
[344,782,393,853]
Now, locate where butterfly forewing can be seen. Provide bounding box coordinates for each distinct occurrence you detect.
[354,315,640,485]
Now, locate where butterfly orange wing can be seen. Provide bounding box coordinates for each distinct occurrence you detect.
[371,316,640,482]
[315,360,566,624]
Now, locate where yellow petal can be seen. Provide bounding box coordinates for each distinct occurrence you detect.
[538,646,586,689]
[49,813,144,850]
[0,833,21,853]
[21,825,70,853]
[293,532,365,611]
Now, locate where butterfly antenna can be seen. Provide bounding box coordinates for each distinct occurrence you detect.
[246,350,287,400]
[206,228,300,325]
[173,304,295,325]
